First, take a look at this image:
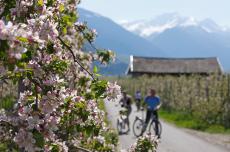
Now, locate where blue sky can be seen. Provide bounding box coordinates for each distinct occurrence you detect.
[79,0,230,26]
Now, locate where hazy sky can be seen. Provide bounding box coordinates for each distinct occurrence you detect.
[79,0,230,26]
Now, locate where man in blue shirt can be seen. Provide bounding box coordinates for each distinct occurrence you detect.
[143,88,161,136]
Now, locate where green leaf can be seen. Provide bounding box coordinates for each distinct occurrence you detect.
[78,77,90,87]
[47,0,54,6]
[44,59,68,74]
[38,0,44,6]
[47,42,55,54]
[21,50,33,62]
[91,80,108,99]
[0,40,9,60]
[33,130,44,148]
[59,4,65,12]
[16,62,26,68]
[8,64,15,71]
[62,27,67,35]
[16,37,28,43]
[93,65,98,73]
[95,73,102,77]
[51,144,59,152]
[0,1,16,20]
[96,50,115,64]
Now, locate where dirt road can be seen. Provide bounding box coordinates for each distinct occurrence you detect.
[105,100,229,152]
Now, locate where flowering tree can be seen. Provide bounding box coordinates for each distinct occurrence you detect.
[0,0,120,151]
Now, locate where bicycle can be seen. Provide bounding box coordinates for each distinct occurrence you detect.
[133,106,162,138]
[117,108,129,134]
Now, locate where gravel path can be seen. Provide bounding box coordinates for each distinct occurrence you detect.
[105,100,230,152]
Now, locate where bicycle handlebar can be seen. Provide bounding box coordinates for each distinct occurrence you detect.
[154,103,162,111]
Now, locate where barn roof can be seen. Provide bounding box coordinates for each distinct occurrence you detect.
[128,56,223,74]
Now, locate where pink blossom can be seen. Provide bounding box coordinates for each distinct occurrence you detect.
[14,129,37,152]
[106,82,121,100]
[44,115,60,131]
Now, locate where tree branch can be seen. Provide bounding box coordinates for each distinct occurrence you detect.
[57,36,95,80]
[28,77,44,90]
[74,25,119,64]
[0,75,9,84]
[75,25,99,52]
[75,146,92,152]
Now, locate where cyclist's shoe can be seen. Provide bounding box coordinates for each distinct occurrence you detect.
[156,134,161,139]
[127,128,130,133]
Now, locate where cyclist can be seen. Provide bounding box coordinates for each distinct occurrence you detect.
[119,91,132,132]
[142,88,161,137]
[134,90,142,111]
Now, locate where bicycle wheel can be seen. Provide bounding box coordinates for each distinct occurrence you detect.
[149,120,162,137]
[117,119,122,134]
[133,118,144,137]
[117,118,129,134]
[157,121,162,137]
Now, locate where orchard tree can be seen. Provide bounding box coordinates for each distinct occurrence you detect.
[0,0,120,151]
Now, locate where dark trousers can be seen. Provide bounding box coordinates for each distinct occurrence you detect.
[145,110,159,136]
[126,107,132,129]
[135,99,141,111]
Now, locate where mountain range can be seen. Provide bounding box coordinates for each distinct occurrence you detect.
[121,13,229,37]
[78,8,230,75]
[78,9,164,57]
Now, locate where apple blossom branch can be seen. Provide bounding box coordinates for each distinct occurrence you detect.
[75,25,106,52]
[57,36,95,81]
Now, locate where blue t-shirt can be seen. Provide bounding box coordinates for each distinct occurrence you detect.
[144,96,160,110]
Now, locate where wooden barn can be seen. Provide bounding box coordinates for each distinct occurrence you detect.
[127,56,223,76]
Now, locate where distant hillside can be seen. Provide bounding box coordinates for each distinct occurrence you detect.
[78,9,230,74]
[78,8,166,75]
[78,8,164,57]
[150,26,230,71]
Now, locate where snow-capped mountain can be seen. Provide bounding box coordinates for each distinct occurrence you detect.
[78,9,230,73]
[120,13,230,71]
[120,13,227,37]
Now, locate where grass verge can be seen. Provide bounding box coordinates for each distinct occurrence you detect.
[159,109,230,134]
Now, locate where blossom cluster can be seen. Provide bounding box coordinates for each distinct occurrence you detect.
[106,81,121,101]
[128,134,159,152]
